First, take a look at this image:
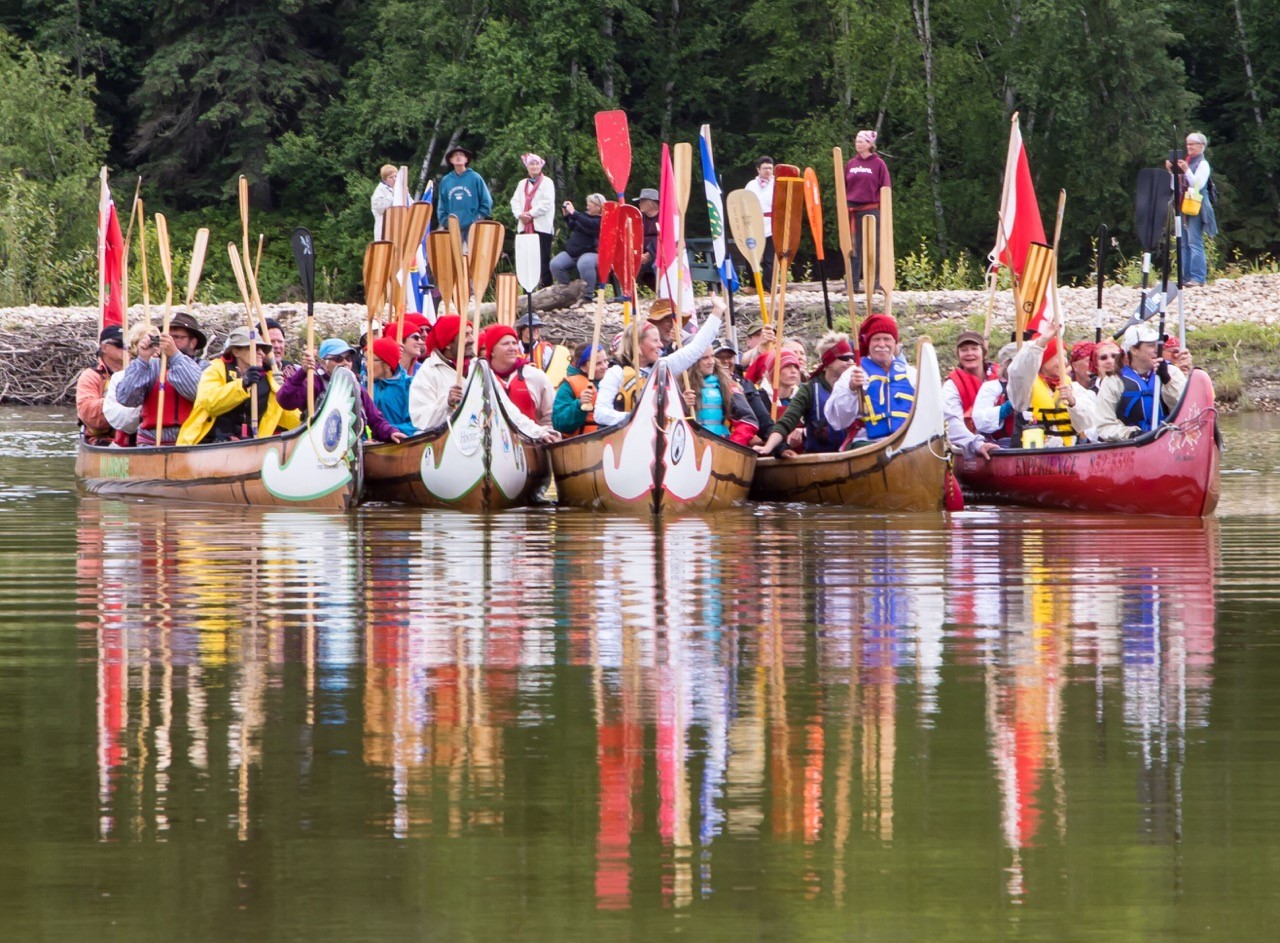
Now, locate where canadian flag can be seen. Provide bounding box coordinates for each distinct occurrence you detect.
[97,170,125,330]
[656,143,696,321]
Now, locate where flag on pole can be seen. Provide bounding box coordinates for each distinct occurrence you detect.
[990,113,1049,333]
[657,143,695,318]
[97,172,125,331]
[412,181,437,321]
[698,125,739,294]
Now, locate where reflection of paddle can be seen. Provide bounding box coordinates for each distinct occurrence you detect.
[154,214,174,444]
[832,148,857,333]
[802,168,833,329]
[878,186,895,316]
[290,227,317,420]
[726,189,769,324]
[594,110,632,201]
[770,177,805,421]
[362,240,394,395]
[1095,223,1108,342]
[514,232,540,320]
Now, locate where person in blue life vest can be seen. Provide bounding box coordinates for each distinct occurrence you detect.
[1095,324,1193,441]
[823,314,914,443]
[753,332,856,456]
[436,145,492,238]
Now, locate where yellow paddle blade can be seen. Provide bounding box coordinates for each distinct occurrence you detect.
[154,213,173,289]
[1017,241,1055,334]
[448,216,469,309]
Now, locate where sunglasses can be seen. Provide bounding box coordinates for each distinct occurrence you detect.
[1097,353,1119,361]
[324,354,353,363]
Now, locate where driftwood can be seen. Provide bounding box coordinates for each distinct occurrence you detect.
[0,329,91,405]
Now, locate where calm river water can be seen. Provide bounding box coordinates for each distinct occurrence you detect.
[2,406,1279,941]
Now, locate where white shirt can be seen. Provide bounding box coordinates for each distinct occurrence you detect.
[594,314,722,427]
[942,376,988,459]
[102,370,141,434]
[371,181,394,240]
[744,176,774,237]
[508,175,556,235]
[973,378,1006,435]
[492,368,557,440]
[1006,339,1099,440]
[407,352,460,432]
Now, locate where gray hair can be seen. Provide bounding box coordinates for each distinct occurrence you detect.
[586,193,607,207]
[1187,132,1208,147]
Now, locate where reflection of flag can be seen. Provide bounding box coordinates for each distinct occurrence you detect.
[412,181,437,321]
[698,125,739,293]
[98,175,124,329]
[989,114,1046,279]
[657,143,695,317]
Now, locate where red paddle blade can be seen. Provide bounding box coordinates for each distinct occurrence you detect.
[776,163,801,178]
[803,168,826,261]
[595,110,632,200]
[614,204,643,295]
[595,201,620,287]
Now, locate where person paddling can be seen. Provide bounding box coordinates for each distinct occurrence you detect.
[1095,325,1193,441]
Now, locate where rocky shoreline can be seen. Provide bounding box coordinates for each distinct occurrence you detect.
[4,272,1277,406]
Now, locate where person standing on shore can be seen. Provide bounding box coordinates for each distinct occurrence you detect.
[1166,132,1217,287]
[437,146,492,241]
[844,130,891,292]
[509,153,555,287]
[744,156,775,290]
[371,164,397,240]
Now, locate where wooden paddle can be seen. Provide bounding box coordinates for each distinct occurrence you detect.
[769,164,802,320]
[1095,223,1108,342]
[495,272,519,327]
[154,213,174,444]
[1016,242,1054,349]
[238,174,252,292]
[291,227,317,420]
[120,178,142,358]
[594,109,632,201]
[227,243,262,436]
[726,189,769,324]
[394,201,434,338]
[362,240,395,394]
[878,186,895,316]
[802,168,833,328]
[426,231,456,315]
[185,228,210,308]
[380,204,409,323]
[1049,189,1068,390]
[832,147,857,331]
[514,232,541,320]
[672,143,693,349]
[137,199,151,328]
[467,219,506,331]
[861,215,877,312]
[447,217,471,387]
[770,177,805,420]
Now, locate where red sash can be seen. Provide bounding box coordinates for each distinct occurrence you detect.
[500,367,539,422]
[520,177,543,234]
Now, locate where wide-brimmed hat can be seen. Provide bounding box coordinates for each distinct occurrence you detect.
[167,310,207,349]
[445,145,474,163]
[633,188,659,203]
[746,321,766,337]
[224,326,272,351]
[647,298,690,323]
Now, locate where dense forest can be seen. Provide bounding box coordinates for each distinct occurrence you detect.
[1,0,1277,306]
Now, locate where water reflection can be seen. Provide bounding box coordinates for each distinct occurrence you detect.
[76,500,1220,910]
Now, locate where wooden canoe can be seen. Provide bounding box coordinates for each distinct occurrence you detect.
[953,367,1220,517]
[362,360,549,510]
[546,360,758,515]
[749,338,948,511]
[75,366,364,509]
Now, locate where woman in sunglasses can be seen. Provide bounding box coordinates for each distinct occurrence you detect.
[276,337,406,443]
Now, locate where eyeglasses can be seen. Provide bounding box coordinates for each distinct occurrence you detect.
[837,354,856,361]
[323,354,353,364]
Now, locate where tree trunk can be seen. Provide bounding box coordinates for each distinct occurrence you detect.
[416,114,446,195]
[602,10,616,100]
[1231,0,1280,214]
[911,0,947,254]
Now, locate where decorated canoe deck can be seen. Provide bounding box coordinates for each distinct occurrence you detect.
[362,360,549,510]
[749,339,948,511]
[75,366,363,509]
[954,368,1220,517]
[546,360,758,515]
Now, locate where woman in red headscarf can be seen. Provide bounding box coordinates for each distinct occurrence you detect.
[407,314,473,432]
[476,323,561,441]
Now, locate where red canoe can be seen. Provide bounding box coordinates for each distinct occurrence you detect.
[954,368,1221,517]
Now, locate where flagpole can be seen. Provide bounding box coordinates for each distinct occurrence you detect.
[97,167,109,337]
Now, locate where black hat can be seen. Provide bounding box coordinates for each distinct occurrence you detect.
[264,317,283,332]
[167,311,208,350]
[98,324,124,347]
[445,145,474,163]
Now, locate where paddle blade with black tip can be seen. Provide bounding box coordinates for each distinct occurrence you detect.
[595,109,632,200]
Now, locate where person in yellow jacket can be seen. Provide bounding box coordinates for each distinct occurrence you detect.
[177,326,301,445]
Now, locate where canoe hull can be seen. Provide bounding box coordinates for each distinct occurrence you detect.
[75,367,364,510]
[546,361,757,515]
[363,361,549,510]
[954,368,1220,517]
[749,339,948,511]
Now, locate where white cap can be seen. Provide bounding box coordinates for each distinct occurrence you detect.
[1122,324,1159,349]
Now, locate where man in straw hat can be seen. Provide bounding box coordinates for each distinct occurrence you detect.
[1095,324,1192,441]
[115,310,209,445]
[177,326,299,445]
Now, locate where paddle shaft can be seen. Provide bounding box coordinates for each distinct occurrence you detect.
[832,147,858,332]
[1096,223,1108,343]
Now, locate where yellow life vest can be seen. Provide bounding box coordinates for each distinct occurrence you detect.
[612,367,642,413]
[1029,375,1076,446]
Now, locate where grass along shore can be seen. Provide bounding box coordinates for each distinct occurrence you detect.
[3,273,1278,409]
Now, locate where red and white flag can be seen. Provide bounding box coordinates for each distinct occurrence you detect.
[97,170,125,331]
[656,143,695,320]
[990,114,1046,279]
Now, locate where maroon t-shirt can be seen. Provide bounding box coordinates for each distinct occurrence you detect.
[844,155,891,206]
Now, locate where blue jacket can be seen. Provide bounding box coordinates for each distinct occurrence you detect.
[373,368,417,436]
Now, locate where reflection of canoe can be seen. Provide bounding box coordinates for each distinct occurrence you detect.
[546,360,757,515]
[749,339,947,511]
[954,368,1220,517]
[363,360,549,510]
[75,366,363,509]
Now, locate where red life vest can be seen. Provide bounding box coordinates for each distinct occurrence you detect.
[947,366,986,433]
[499,366,539,423]
[565,373,598,435]
[139,378,194,441]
